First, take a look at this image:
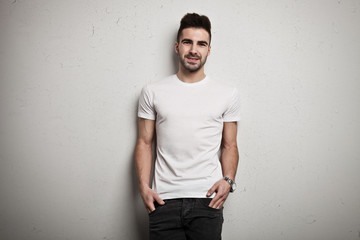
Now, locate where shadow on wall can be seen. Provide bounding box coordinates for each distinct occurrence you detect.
[171,31,179,75]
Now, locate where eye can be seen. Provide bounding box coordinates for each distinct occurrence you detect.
[183,41,191,45]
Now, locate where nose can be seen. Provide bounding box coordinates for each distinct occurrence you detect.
[189,44,198,55]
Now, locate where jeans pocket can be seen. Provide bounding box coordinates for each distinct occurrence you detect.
[198,198,222,211]
[148,201,163,216]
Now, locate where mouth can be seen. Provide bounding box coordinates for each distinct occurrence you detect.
[186,56,200,63]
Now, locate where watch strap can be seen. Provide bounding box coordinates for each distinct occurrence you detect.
[223,177,235,192]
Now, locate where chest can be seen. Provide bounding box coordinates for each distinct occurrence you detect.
[153,87,229,123]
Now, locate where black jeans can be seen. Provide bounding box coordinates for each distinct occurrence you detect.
[149,198,223,240]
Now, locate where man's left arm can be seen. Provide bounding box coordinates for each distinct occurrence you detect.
[207,121,239,209]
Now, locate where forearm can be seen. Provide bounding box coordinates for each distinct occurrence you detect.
[134,141,153,190]
[208,143,239,209]
[220,144,239,180]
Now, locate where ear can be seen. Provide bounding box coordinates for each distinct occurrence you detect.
[175,41,179,54]
[208,45,211,56]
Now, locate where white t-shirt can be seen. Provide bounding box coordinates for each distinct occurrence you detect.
[138,75,241,200]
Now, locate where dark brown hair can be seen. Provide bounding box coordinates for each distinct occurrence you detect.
[176,13,212,43]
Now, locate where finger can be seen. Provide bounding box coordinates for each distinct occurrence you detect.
[209,194,221,208]
[153,193,165,205]
[214,199,224,209]
[212,192,225,208]
[213,192,228,209]
[145,199,156,212]
[213,197,222,209]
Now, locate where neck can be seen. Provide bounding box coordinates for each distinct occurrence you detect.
[176,66,206,83]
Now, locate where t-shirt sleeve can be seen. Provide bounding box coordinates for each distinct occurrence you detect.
[223,88,241,122]
[138,85,156,120]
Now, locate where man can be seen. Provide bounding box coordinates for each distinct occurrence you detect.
[135,13,240,240]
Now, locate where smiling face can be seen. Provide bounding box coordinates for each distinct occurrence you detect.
[175,27,211,73]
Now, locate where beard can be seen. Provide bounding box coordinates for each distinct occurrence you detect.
[179,53,208,72]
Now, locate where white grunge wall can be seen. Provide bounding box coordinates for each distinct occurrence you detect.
[0,0,359,239]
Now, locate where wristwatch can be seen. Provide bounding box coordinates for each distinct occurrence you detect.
[223,177,237,192]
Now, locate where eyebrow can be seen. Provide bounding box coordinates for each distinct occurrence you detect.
[181,39,209,46]
[198,41,209,46]
[181,38,192,43]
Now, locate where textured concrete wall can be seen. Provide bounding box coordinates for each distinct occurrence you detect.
[0,0,359,239]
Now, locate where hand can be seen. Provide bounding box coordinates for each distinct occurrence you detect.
[206,179,231,209]
[140,186,165,213]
